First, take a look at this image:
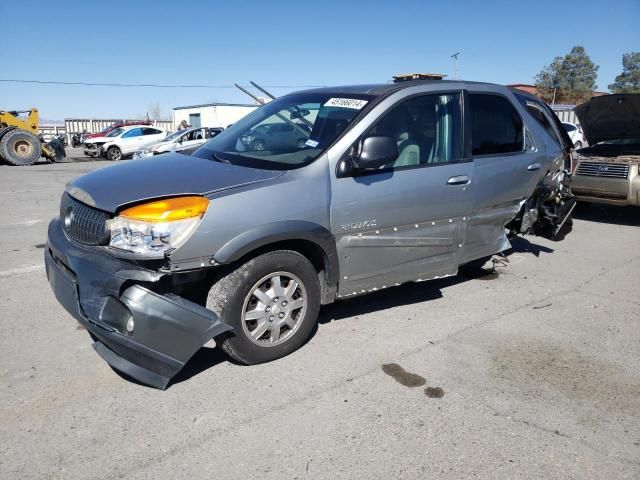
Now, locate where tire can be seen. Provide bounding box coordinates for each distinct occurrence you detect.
[0,129,41,165]
[574,141,582,149]
[251,140,265,151]
[207,250,321,364]
[106,146,122,161]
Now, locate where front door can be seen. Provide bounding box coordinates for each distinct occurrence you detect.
[330,92,474,295]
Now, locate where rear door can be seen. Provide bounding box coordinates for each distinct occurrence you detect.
[330,91,474,294]
[462,92,547,262]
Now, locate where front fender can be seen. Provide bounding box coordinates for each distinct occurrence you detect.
[213,220,339,298]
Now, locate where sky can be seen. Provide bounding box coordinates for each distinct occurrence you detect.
[1,0,638,121]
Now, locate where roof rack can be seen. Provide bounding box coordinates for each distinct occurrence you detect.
[392,73,447,83]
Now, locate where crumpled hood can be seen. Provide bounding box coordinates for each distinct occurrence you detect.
[84,136,111,144]
[66,152,284,213]
[575,94,640,145]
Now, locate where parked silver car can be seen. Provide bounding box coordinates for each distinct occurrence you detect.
[45,80,574,388]
[133,127,224,159]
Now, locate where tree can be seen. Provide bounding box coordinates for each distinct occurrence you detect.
[147,102,166,120]
[535,46,599,104]
[609,52,640,93]
[534,56,564,104]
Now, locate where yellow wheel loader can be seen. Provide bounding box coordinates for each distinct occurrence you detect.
[0,108,66,165]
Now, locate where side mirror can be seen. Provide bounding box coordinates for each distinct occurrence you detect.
[353,136,398,170]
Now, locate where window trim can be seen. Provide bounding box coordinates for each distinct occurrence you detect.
[344,90,469,178]
[525,101,563,148]
[466,92,526,159]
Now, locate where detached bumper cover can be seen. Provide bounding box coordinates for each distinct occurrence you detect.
[45,218,232,389]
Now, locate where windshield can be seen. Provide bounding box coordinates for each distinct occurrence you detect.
[193,93,373,170]
[106,127,125,137]
[163,130,184,142]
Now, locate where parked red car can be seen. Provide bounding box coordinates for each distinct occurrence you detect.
[85,121,153,139]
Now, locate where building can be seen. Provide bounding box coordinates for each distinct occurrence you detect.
[172,103,258,129]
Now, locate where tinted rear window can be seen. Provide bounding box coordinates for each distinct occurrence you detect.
[470,94,523,155]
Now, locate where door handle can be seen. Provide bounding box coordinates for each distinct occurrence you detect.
[447,175,470,186]
[527,163,541,171]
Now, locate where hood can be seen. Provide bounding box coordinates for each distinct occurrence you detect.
[86,132,108,139]
[66,152,285,213]
[575,94,640,145]
[84,136,112,144]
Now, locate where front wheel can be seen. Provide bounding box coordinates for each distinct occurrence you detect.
[574,141,583,149]
[206,250,321,364]
[106,146,122,161]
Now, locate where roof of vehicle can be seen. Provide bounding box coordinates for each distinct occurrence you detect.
[293,80,499,97]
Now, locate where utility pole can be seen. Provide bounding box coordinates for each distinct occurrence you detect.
[451,52,460,80]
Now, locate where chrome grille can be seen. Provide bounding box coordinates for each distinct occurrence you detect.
[575,162,629,179]
[60,192,111,245]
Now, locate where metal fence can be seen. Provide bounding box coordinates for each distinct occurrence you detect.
[38,119,174,143]
[62,118,173,138]
[38,124,67,141]
[550,105,579,125]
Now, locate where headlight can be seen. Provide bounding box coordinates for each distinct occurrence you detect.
[107,196,209,255]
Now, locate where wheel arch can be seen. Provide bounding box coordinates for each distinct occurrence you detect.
[213,221,339,304]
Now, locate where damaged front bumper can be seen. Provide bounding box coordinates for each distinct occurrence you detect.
[45,218,232,389]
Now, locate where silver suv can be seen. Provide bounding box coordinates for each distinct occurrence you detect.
[46,80,574,388]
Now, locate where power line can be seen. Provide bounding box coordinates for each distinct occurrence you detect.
[0,79,325,89]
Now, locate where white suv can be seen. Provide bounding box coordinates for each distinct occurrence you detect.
[562,122,587,149]
[85,125,168,161]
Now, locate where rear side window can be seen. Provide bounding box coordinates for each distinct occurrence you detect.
[527,103,562,148]
[142,128,161,135]
[470,94,523,155]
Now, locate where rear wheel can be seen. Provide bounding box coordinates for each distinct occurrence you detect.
[106,146,122,161]
[0,129,41,165]
[206,250,321,364]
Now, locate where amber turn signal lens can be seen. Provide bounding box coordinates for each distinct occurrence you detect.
[120,196,209,222]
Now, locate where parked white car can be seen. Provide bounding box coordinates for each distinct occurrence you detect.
[562,122,587,149]
[133,127,223,159]
[84,125,168,161]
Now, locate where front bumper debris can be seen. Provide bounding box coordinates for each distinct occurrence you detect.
[45,218,232,389]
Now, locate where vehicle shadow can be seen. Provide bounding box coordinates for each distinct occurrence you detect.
[508,236,555,257]
[157,237,558,388]
[319,276,457,324]
[170,347,230,386]
[573,203,640,227]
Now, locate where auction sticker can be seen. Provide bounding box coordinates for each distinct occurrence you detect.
[324,98,368,109]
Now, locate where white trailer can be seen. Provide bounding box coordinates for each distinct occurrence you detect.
[173,103,257,130]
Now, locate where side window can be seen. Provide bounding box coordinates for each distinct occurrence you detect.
[364,92,462,169]
[142,128,161,136]
[526,103,562,148]
[122,128,142,138]
[469,94,523,155]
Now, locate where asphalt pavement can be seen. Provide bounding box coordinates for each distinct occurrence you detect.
[1,158,639,479]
